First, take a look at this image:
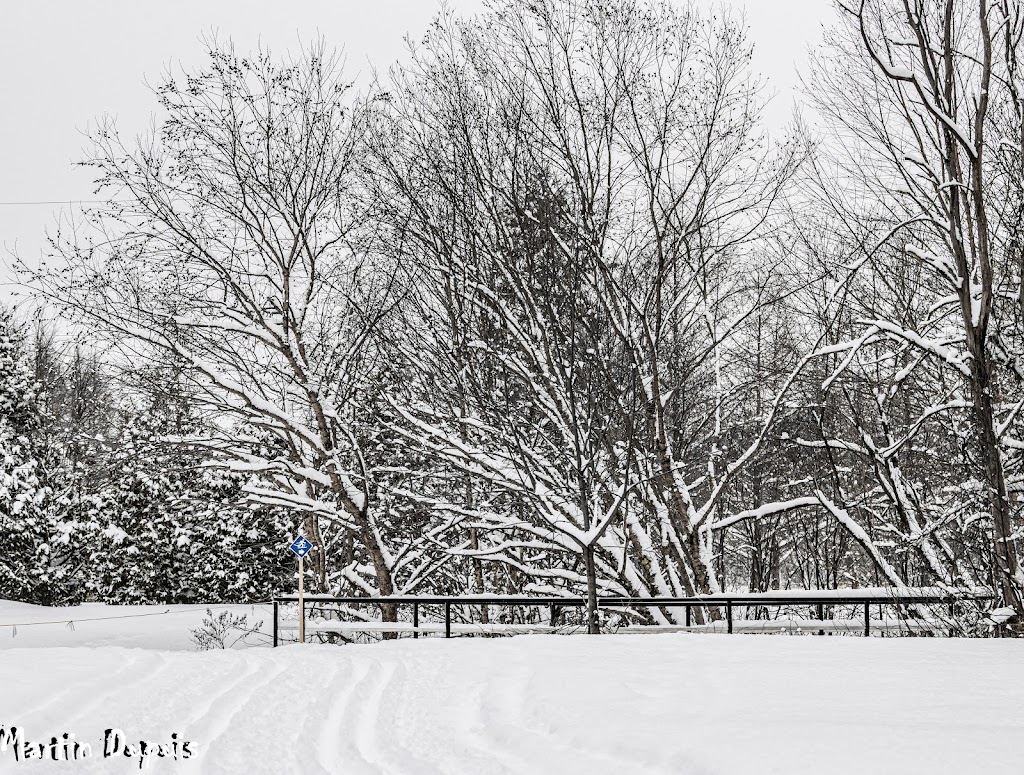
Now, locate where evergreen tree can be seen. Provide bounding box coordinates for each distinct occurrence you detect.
[85,414,293,604]
[0,308,78,603]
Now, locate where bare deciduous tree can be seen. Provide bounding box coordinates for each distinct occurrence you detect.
[798,0,1024,623]
[32,40,409,608]
[373,0,805,628]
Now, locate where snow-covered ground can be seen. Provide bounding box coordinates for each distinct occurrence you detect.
[0,600,273,651]
[0,602,1021,774]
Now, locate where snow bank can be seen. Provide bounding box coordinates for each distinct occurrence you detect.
[0,601,273,650]
[1,632,1021,773]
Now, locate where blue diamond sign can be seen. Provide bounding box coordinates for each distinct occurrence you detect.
[289,535,313,558]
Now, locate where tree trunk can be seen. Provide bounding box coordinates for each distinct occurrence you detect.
[687,531,721,622]
[303,513,327,592]
[970,358,1023,620]
[583,543,600,634]
[470,528,490,624]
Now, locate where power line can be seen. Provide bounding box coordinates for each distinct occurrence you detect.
[0,200,113,206]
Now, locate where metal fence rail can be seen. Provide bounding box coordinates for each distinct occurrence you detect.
[271,589,993,646]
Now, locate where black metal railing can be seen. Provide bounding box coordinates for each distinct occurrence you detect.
[270,589,993,646]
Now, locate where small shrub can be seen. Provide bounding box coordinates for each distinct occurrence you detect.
[190,608,264,650]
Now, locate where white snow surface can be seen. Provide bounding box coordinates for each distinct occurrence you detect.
[0,601,273,650]
[0,602,1021,774]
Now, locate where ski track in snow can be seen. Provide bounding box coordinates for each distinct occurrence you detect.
[179,657,274,773]
[14,650,165,728]
[0,635,1022,774]
[314,660,364,773]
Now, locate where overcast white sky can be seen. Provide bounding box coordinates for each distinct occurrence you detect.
[0,0,834,298]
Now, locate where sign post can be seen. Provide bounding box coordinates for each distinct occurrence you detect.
[288,536,314,644]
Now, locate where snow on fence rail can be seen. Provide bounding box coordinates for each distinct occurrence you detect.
[271,588,993,644]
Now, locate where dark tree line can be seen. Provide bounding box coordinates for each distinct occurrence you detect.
[0,310,293,604]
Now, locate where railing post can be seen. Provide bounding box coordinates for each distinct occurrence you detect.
[685,605,691,627]
[273,601,278,647]
[864,601,870,637]
[445,601,451,639]
[549,603,556,627]
[726,602,733,634]
[817,603,825,636]
[413,602,419,639]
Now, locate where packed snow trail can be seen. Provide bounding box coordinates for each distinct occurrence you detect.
[1,634,1021,774]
